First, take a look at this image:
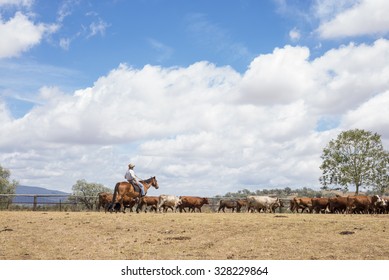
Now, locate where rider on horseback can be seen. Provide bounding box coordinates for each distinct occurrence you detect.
[125,163,145,197]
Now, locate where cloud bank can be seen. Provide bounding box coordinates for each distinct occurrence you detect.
[1,39,389,196]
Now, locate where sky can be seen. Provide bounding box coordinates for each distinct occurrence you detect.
[1,0,389,197]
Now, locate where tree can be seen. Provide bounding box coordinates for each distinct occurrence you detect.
[319,129,389,195]
[69,179,112,210]
[0,165,18,209]
[371,150,389,195]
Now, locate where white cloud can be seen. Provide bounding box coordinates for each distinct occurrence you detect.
[0,12,58,58]
[87,18,109,38]
[240,45,315,105]
[1,40,389,195]
[311,39,389,114]
[0,0,33,7]
[59,37,71,50]
[341,90,389,140]
[289,27,301,41]
[316,0,389,38]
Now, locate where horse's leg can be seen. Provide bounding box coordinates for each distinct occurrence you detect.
[135,200,142,213]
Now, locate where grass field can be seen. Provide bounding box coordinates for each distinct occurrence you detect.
[0,211,388,260]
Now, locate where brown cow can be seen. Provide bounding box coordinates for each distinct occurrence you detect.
[289,198,297,213]
[328,195,348,214]
[311,197,329,214]
[346,195,384,214]
[236,199,248,213]
[98,192,137,213]
[97,192,113,212]
[218,199,238,213]
[178,196,209,213]
[292,197,313,213]
[137,196,159,213]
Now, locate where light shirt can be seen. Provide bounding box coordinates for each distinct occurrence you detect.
[125,169,136,181]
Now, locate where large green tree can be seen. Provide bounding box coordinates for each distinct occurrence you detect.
[319,129,389,195]
[0,165,18,208]
[70,179,112,210]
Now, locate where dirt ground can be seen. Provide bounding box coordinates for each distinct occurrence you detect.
[0,211,388,260]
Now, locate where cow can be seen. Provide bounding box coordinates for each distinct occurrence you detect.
[292,197,313,213]
[289,198,297,213]
[375,196,388,214]
[178,196,209,213]
[97,192,113,212]
[246,196,282,213]
[370,195,386,214]
[311,197,329,214]
[382,197,389,214]
[346,195,385,214]
[270,199,284,213]
[328,195,348,214]
[157,195,181,212]
[137,196,159,213]
[236,199,248,213]
[218,199,238,213]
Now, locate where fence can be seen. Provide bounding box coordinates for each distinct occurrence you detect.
[0,194,291,213]
[0,194,95,211]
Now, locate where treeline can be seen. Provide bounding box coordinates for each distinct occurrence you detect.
[217,187,322,198]
[217,187,389,199]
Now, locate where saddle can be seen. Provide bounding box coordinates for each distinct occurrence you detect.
[128,181,145,197]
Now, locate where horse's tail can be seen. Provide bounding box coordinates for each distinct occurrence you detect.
[111,182,120,205]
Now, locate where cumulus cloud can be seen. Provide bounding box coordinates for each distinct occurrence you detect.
[1,40,389,195]
[311,39,389,114]
[316,0,389,38]
[0,12,58,58]
[341,90,389,140]
[240,45,315,105]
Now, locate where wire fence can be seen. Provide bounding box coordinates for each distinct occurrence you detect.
[0,194,291,213]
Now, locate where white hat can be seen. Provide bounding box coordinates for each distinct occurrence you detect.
[128,163,135,168]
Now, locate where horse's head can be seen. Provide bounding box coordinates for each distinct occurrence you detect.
[151,176,159,189]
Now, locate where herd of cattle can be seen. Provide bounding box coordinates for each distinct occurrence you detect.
[97,192,389,214]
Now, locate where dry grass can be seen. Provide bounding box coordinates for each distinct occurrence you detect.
[0,211,388,260]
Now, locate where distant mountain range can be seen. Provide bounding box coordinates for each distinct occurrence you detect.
[13,185,70,204]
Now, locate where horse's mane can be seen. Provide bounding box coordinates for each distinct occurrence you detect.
[140,176,154,184]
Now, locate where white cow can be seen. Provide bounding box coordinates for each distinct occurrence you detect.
[247,196,283,213]
[157,195,182,212]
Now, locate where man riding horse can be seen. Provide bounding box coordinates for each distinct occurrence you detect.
[109,163,159,213]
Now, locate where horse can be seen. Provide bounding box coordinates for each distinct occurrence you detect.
[111,176,159,213]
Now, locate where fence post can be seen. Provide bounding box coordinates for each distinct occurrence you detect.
[33,195,37,211]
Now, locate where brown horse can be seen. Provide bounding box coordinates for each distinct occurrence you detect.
[111,176,159,213]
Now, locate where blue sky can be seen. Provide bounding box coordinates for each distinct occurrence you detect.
[1,0,389,196]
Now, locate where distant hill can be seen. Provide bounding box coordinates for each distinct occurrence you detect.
[13,185,70,204]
